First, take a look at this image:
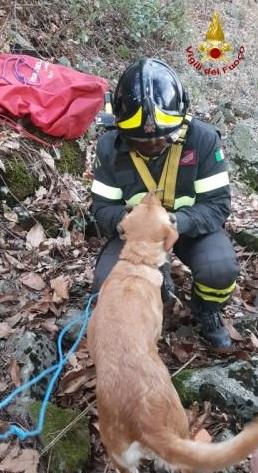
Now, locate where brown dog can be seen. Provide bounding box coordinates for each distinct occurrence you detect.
[87,193,258,473]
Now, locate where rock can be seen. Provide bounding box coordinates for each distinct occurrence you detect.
[30,401,91,473]
[5,331,57,416]
[173,358,258,422]
[10,31,37,56]
[222,109,236,125]
[12,206,61,237]
[233,228,258,252]
[57,308,83,343]
[211,110,227,135]
[180,70,206,105]
[226,119,258,191]
[232,103,253,120]
[59,56,72,68]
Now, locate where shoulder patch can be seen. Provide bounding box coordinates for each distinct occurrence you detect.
[215,149,224,162]
[180,149,197,166]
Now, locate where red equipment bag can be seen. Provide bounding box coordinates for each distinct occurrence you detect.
[0,54,109,139]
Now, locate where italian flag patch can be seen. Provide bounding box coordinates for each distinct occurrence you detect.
[215,149,225,162]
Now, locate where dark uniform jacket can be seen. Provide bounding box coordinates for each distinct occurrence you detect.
[91,118,231,239]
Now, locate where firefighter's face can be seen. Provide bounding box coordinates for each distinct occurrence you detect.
[127,136,170,157]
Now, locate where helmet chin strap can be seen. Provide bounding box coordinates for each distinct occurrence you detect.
[165,129,181,144]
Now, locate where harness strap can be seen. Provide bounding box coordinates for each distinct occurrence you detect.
[129,114,192,209]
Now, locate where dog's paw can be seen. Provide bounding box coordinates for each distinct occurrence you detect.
[153,457,179,473]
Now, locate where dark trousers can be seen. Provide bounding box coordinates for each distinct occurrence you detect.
[92,230,240,310]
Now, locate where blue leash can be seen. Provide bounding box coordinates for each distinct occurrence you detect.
[0,293,97,441]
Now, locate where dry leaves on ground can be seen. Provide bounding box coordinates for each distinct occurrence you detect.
[0,444,39,473]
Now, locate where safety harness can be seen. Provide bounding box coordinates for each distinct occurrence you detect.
[129,114,192,210]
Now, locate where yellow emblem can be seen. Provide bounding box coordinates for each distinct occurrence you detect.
[198,12,233,62]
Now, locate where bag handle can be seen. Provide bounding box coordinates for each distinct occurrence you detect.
[0,56,41,86]
[14,57,41,86]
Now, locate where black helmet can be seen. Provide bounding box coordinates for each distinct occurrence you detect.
[114,58,189,139]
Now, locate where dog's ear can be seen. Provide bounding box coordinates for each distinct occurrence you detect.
[163,224,178,251]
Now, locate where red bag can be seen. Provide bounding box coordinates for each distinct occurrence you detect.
[0,54,108,139]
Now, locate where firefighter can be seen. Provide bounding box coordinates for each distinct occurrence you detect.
[91,58,239,348]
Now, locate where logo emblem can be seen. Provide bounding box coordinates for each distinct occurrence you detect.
[198,12,233,63]
[186,11,245,76]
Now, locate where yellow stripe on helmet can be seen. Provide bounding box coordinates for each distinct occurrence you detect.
[154,107,184,126]
[117,106,143,129]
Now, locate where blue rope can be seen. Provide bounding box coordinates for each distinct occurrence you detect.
[0,293,98,441]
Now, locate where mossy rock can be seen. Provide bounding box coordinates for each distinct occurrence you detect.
[30,401,90,473]
[233,228,258,252]
[2,155,39,205]
[57,141,85,176]
[173,369,199,406]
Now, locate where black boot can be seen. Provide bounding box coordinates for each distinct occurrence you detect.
[160,262,176,305]
[191,295,231,348]
[194,308,232,348]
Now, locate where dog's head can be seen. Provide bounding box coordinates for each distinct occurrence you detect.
[117,193,178,252]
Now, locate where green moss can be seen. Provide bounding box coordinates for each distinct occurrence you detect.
[117,45,131,59]
[4,155,38,204]
[173,369,198,407]
[30,401,90,473]
[234,156,258,192]
[57,141,85,176]
[242,167,258,192]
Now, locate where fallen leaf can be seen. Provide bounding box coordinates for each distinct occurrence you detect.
[26,223,45,249]
[68,353,78,368]
[0,322,13,339]
[251,197,258,211]
[3,139,20,151]
[0,440,10,457]
[20,272,46,291]
[0,294,19,303]
[60,369,88,395]
[4,210,18,223]
[40,148,55,170]
[50,275,71,303]
[7,313,23,328]
[171,342,190,363]
[41,320,59,334]
[0,158,6,172]
[9,359,21,387]
[230,350,250,361]
[251,333,258,349]
[193,428,212,443]
[4,252,25,270]
[35,186,48,199]
[0,447,39,473]
[226,324,244,342]
[21,299,51,318]
[0,381,8,392]
[85,377,96,389]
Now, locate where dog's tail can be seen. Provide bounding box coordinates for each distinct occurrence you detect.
[142,419,258,471]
